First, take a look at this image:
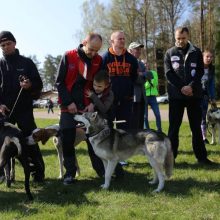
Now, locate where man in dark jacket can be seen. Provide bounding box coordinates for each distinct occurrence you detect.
[0,31,45,182]
[164,27,213,165]
[56,33,104,185]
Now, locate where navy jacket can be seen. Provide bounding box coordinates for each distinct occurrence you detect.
[102,47,138,103]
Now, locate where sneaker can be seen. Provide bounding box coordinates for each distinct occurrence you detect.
[203,139,210,144]
[198,158,216,165]
[63,176,75,185]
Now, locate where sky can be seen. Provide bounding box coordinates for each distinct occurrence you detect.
[0,0,87,64]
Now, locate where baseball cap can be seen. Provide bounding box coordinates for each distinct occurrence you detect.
[128,42,144,50]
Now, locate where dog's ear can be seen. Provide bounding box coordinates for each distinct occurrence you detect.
[45,128,58,138]
[211,102,217,110]
[91,112,98,120]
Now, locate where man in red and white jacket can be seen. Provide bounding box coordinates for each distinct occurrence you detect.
[56,33,103,185]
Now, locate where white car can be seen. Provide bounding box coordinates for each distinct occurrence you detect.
[33,99,49,108]
[156,94,169,104]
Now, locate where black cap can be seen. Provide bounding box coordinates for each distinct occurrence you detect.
[0,31,16,44]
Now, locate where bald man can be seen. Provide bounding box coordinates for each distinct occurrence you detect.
[56,33,103,185]
[102,31,138,130]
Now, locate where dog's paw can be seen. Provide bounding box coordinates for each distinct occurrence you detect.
[152,188,161,193]
[100,184,109,189]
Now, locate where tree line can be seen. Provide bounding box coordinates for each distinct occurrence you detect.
[32,0,220,98]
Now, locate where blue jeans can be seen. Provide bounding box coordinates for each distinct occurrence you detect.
[144,96,162,131]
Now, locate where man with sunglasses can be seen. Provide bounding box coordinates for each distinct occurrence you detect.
[56,33,104,185]
[0,31,44,182]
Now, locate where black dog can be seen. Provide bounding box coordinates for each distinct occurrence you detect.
[0,121,33,200]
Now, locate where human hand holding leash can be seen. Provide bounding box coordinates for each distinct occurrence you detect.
[0,104,10,116]
[19,75,32,90]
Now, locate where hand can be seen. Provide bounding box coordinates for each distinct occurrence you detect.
[0,104,10,116]
[181,86,193,96]
[83,103,94,112]
[67,102,77,114]
[20,78,32,89]
[85,89,93,98]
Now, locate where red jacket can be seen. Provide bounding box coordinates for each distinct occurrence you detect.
[57,48,102,109]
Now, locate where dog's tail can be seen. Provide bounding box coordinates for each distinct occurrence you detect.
[164,137,174,178]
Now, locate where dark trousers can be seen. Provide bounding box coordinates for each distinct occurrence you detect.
[111,99,133,130]
[168,99,207,161]
[131,99,145,130]
[10,110,45,180]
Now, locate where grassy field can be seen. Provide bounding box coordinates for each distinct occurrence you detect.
[0,119,220,220]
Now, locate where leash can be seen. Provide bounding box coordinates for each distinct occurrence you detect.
[9,87,23,118]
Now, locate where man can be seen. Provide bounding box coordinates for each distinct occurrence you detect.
[56,33,104,185]
[164,26,213,164]
[102,31,138,130]
[128,42,146,129]
[0,31,45,182]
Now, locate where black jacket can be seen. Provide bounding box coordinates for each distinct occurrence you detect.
[164,42,204,99]
[0,49,43,114]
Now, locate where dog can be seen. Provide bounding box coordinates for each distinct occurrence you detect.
[0,121,33,200]
[207,104,220,145]
[26,124,86,178]
[74,112,174,192]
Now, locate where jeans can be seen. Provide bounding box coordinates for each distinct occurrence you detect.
[144,96,162,131]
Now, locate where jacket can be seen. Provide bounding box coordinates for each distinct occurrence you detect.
[201,64,215,100]
[89,85,114,119]
[0,49,43,113]
[164,42,204,99]
[56,45,102,110]
[134,60,146,102]
[102,47,138,102]
[144,70,159,96]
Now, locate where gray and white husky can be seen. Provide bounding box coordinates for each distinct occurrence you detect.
[207,105,220,145]
[74,112,174,192]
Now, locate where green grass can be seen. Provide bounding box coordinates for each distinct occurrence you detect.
[0,119,220,220]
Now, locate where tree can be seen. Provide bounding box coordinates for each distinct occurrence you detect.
[42,55,61,90]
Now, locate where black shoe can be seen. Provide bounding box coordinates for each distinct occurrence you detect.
[0,175,5,184]
[203,139,210,144]
[63,176,76,185]
[198,158,215,165]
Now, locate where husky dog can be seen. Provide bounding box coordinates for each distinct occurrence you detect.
[207,105,220,145]
[0,122,33,200]
[26,124,86,178]
[74,112,174,192]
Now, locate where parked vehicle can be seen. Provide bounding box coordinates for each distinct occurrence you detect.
[33,99,49,108]
[156,94,169,104]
